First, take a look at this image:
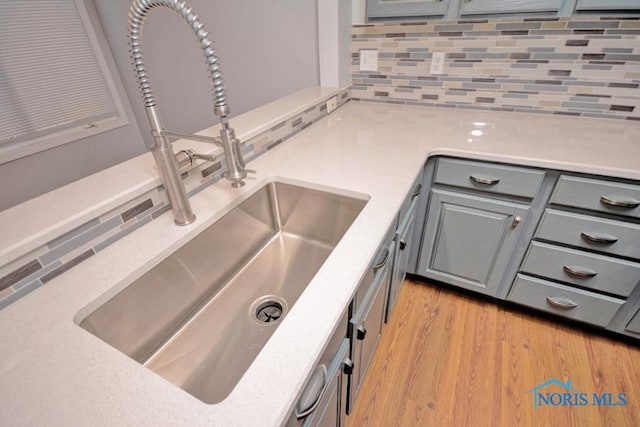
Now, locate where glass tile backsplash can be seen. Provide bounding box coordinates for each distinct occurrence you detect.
[352,17,640,120]
[0,89,350,309]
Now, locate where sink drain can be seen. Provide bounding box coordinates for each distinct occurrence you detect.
[252,297,287,324]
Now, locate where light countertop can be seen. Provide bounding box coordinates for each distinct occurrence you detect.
[0,91,638,427]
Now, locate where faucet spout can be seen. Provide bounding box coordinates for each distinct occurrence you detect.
[128,0,252,225]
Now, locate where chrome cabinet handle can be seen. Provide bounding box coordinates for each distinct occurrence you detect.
[580,231,618,245]
[563,265,598,278]
[546,296,578,310]
[373,247,390,271]
[469,175,500,186]
[399,239,407,251]
[511,215,522,228]
[356,324,367,340]
[600,195,640,209]
[343,358,354,375]
[411,183,422,200]
[295,365,327,419]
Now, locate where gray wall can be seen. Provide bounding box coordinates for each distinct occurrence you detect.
[1,0,320,211]
[94,0,320,147]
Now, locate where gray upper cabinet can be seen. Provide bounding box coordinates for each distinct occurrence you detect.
[367,0,450,20]
[366,0,640,21]
[576,0,640,11]
[460,0,565,15]
[418,189,529,296]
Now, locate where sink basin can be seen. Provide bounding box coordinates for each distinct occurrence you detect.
[79,180,367,404]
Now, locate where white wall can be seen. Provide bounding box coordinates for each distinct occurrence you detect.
[318,0,352,88]
[352,0,367,24]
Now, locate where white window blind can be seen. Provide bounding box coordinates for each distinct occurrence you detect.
[0,0,127,163]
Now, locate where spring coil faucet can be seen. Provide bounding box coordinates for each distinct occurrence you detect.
[128,0,252,225]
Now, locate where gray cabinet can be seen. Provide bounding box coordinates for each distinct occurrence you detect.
[461,0,565,15]
[300,340,350,427]
[509,274,625,327]
[388,196,418,321]
[366,0,640,21]
[418,189,530,297]
[626,309,640,335]
[509,173,640,330]
[348,244,391,413]
[576,0,640,11]
[367,0,449,20]
[387,176,423,322]
[288,317,350,427]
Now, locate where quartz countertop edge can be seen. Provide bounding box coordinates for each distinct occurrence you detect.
[0,93,639,427]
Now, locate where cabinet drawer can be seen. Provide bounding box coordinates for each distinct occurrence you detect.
[521,241,640,298]
[550,176,640,219]
[536,209,640,260]
[434,158,545,199]
[508,274,624,327]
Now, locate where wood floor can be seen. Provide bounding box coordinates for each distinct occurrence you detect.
[346,279,640,427]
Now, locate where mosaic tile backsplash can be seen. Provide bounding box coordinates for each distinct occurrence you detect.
[352,17,640,120]
[0,89,350,309]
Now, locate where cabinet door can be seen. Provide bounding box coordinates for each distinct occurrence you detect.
[302,340,350,427]
[367,0,449,19]
[387,200,418,322]
[348,260,390,412]
[418,189,529,296]
[461,0,564,15]
[626,309,640,335]
[577,0,640,11]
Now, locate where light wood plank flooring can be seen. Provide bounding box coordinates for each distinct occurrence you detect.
[346,279,640,427]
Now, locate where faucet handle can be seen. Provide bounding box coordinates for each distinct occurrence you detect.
[176,149,217,173]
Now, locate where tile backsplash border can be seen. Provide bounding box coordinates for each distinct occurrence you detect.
[0,88,350,309]
[351,16,640,120]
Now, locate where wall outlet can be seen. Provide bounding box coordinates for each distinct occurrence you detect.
[430,52,445,75]
[360,49,378,72]
[326,96,337,113]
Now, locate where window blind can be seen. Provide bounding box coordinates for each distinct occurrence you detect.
[0,0,119,161]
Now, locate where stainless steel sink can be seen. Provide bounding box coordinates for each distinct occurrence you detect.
[79,180,367,404]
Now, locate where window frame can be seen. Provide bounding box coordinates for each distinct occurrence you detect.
[0,0,129,165]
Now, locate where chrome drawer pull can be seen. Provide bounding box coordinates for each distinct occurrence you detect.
[600,195,640,209]
[546,296,578,310]
[563,265,598,278]
[373,247,390,271]
[580,231,618,245]
[470,175,500,186]
[411,183,422,200]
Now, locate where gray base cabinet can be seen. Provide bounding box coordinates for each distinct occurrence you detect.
[387,178,423,322]
[348,247,391,413]
[417,157,640,340]
[509,172,640,330]
[288,319,351,427]
[300,340,350,427]
[418,189,529,297]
